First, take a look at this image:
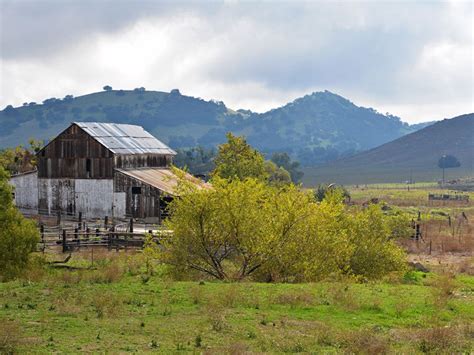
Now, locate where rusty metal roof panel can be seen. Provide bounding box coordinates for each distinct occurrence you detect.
[75,122,176,155]
[115,168,211,195]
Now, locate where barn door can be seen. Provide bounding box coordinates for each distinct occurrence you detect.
[131,186,142,218]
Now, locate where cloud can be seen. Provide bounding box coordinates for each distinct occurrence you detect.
[0,0,472,123]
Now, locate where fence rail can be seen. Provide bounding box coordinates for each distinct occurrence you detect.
[38,216,171,253]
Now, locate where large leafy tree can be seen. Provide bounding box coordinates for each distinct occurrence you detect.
[0,167,39,281]
[163,176,407,281]
[164,177,273,280]
[212,133,267,181]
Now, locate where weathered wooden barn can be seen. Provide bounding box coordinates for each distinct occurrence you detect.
[10,122,207,222]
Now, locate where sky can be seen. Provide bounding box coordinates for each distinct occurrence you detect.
[0,0,472,124]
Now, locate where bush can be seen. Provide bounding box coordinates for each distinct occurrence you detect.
[0,167,39,281]
[163,170,406,282]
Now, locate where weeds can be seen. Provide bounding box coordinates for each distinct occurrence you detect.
[0,320,20,354]
[90,292,121,318]
[273,289,314,308]
[327,282,359,311]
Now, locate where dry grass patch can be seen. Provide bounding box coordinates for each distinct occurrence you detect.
[0,319,20,354]
[273,289,314,307]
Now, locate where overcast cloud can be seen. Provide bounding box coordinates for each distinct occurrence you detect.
[0,0,472,123]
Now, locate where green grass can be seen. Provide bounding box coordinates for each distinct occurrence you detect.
[1,265,473,353]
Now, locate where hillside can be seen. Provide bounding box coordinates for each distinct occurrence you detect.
[303,113,474,185]
[0,88,428,165]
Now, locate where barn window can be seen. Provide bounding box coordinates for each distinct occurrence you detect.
[86,159,91,173]
[132,186,142,194]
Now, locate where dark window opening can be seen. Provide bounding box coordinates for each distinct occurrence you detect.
[132,186,142,194]
[86,159,91,172]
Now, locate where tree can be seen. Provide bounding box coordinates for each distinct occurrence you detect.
[162,173,406,282]
[270,152,304,183]
[164,177,273,280]
[264,161,291,187]
[212,133,267,181]
[173,146,215,177]
[438,154,461,183]
[314,183,350,203]
[0,167,39,281]
[0,140,44,174]
[103,85,112,91]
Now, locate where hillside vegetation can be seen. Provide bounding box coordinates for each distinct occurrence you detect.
[304,113,474,185]
[0,88,428,166]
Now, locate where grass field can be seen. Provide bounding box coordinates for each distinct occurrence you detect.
[2,185,474,354]
[1,255,473,353]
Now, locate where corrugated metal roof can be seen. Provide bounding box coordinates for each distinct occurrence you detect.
[115,168,211,195]
[75,122,176,155]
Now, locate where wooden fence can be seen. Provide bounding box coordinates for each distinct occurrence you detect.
[38,219,171,253]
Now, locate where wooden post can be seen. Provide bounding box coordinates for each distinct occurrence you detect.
[429,240,432,255]
[57,210,61,226]
[74,227,78,240]
[78,211,82,224]
[104,215,108,228]
[62,229,67,253]
[129,218,134,233]
[77,222,82,231]
[110,225,117,252]
[108,228,112,251]
[40,224,44,243]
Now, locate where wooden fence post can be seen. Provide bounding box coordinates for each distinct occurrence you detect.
[62,229,67,253]
[40,224,44,243]
[104,215,108,228]
[129,218,134,233]
[57,211,61,226]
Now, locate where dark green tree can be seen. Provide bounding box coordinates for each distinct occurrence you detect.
[270,152,304,183]
[438,155,461,183]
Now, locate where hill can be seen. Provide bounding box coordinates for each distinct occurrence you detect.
[303,113,474,185]
[0,88,428,165]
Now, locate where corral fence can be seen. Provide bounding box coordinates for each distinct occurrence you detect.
[35,211,171,253]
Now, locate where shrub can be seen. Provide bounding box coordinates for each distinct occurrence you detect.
[163,168,406,282]
[348,205,407,280]
[0,167,40,281]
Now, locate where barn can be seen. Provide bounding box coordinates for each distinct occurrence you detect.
[10,122,207,223]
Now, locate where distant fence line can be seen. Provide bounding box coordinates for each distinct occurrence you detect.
[428,194,469,202]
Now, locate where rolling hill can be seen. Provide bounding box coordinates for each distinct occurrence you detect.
[0,88,429,166]
[303,113,474,185]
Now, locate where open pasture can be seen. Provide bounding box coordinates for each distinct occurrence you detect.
[1,252,473,353]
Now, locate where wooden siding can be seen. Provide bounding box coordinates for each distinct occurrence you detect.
[114,154,172,169]
[114,171,166,220]
[37,124,114,179]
